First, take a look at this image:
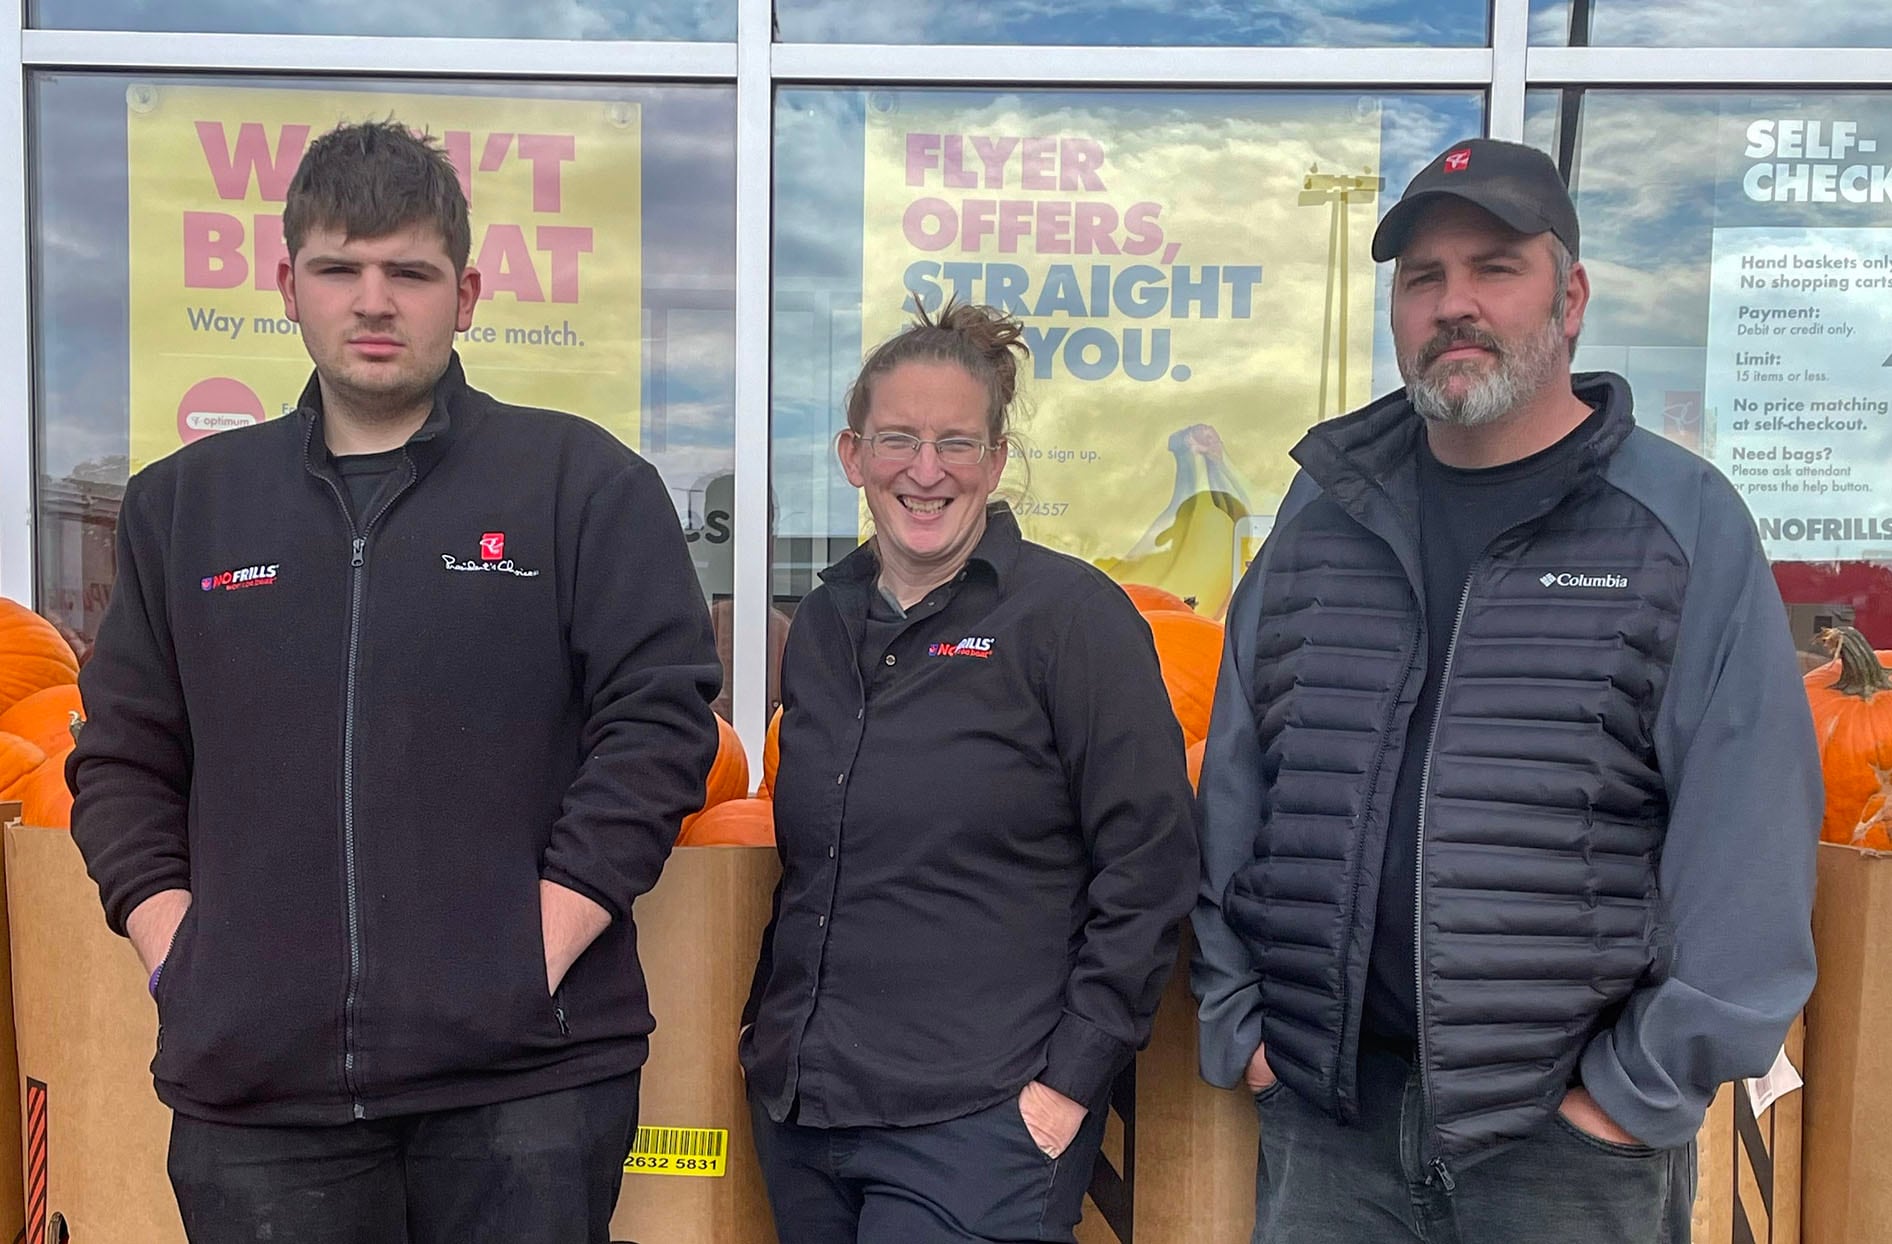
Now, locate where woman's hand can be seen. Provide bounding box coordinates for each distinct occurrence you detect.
[1018,1081,1087,1159]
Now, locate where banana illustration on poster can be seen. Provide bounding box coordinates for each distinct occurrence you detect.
[861,92,1380,617]
[1094,424,1258,612]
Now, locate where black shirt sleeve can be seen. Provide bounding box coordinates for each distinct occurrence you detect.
[1036,583,1201,1105]
[70,470,196,935]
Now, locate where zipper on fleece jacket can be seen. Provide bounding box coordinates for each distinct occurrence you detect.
[307,426,418,1120]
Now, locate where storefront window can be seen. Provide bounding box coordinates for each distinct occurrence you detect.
[31,73,738,701]
[29,1,733,40]
[776,0,1486,46]
[1530,0,1892,47]
[773,87,1482,620]
[1526,88,1892,649]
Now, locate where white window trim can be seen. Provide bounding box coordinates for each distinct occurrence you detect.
[732,0,772,777]
[0,7,27,606]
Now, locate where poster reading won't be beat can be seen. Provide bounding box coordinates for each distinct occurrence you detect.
[126,85,642,472]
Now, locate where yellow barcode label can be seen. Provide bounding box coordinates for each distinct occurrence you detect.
[625,1125,728,1178]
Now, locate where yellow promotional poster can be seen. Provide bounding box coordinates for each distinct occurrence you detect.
[127,85,641,472]
[863,93,1381,618]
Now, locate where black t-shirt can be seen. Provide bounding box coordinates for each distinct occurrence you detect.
[1362,405,1608,1052]
[330,447,408,527]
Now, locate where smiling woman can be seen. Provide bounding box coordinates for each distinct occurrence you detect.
[836,304,1022,605]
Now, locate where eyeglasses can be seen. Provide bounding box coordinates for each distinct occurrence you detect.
[847,430,996,466]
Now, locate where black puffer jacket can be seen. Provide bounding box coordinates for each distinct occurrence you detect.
[1192,373,1819,1166]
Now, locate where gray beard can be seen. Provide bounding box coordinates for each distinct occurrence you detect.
[1402,315,1567,428]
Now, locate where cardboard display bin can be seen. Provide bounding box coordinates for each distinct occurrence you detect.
[3,820,778,1244]
[1802,843,1892,1244]
[0,812,1822,1243]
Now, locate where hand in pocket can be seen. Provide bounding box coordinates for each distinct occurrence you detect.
[1017,1081,1086,1159]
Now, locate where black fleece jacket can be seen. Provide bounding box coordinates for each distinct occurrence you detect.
[70,355,722,1125]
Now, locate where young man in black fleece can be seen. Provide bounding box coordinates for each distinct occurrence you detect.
[69,120,722,1243]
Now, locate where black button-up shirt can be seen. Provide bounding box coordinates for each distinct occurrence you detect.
[742,505,1198,1128]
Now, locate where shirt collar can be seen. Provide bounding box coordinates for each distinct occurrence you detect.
[821,500,1022,590]
[297,351,467,477]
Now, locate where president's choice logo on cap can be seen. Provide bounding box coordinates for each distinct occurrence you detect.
[1369,138,1580,263]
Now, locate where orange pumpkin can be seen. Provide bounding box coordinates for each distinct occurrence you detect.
[1143,609,1224,748]
[676,796,775,848]
[678,716,751,842]
[14,742,74,829]
[0,684,84,757]
[760,706,783,800]
[0,730,46,795]
[0,600,80,718]
[705,715,750,809]
[1804,626,1892,850]
[1120,582,1192,615]
[1186,739,1206,792]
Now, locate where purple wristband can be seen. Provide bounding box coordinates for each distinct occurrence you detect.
[149,963,163,998]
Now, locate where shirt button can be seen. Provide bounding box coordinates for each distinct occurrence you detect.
[817,915,826,927]
[884,654,896,666]
[828,845,836,858]
[835,772,845,784]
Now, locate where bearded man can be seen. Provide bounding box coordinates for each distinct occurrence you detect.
[1190,138,1819,1243]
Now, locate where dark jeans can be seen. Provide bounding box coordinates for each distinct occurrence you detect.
[167,1070,640,1244]
[750,1090,1107,1243]
[1253,1049,1695,1243]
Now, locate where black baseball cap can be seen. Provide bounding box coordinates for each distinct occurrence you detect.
[1371,138,1579,263]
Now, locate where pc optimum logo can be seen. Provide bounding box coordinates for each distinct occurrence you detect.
[1539,571,1629,589]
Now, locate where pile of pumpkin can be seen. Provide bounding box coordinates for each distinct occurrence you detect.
[0,599,84,829]
[13,592,1890,858]
[1806,625,1892,851]
[674,581,1227,847]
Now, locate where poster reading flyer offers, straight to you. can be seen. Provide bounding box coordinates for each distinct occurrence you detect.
[862,93,1381,618]
[1705,113,1892,562]
[126,85,642,472]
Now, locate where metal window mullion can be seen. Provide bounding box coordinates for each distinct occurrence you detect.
[730,0,771,779]
[0,6,30,606]
[1488,0,1530,139]
[20,29,738,79]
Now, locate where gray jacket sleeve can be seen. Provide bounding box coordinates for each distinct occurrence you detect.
[1579,489,1820,1148]
[1191,474,1314,1089]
